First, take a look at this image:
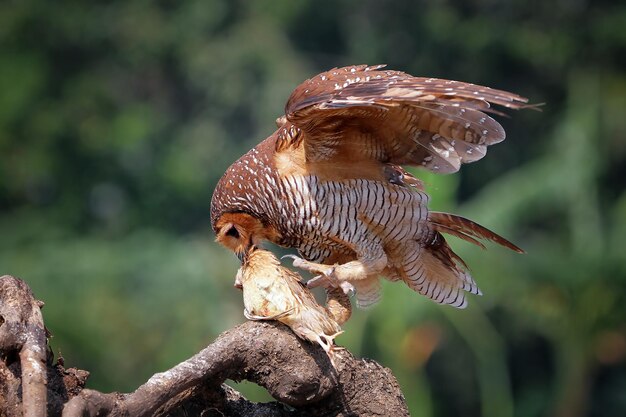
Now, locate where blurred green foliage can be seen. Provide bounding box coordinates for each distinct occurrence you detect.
[1,1,625,416]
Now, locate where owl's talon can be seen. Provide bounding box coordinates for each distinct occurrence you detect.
[306,267,340,289]
[281,254,308,270]
[283,255,333,276]
[283,256,353,293]
[340,281,356,296]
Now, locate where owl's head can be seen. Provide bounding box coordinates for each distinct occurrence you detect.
[213,212,280,260]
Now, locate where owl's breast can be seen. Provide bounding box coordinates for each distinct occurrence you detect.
[272,174,430,264]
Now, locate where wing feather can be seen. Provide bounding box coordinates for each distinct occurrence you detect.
[283,64,532,172]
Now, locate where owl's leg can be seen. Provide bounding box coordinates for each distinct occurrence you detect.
[282,255,352,293]
[283,248,387,294]
[306,271,358,295]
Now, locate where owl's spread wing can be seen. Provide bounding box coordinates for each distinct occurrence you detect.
[282,64,532,173]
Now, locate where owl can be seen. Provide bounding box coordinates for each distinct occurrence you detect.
[212,64,529,308]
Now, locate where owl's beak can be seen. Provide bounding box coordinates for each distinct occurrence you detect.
[236,244,257,263]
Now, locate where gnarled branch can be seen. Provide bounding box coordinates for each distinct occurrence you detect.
[0,275,409,416]
[0,275,48,417]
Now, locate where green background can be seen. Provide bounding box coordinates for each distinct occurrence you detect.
[1,1,625,416]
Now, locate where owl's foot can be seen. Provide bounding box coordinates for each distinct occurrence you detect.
[308,275,356,296]
[282,255,335,280]
[281,255,355,295]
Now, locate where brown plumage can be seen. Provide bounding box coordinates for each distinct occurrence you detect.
[211,64,528,309]
[236,247,350,365]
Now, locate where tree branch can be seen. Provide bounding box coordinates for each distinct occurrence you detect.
[0,275,48,417]
[1,275,409,416]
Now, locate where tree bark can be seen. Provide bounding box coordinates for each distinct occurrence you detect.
[0,275,409,416]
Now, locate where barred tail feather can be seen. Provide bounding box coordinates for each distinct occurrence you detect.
[402,212,522,308]
[428,212,524,253]
[403,233,481,309]
[426,233,482,296]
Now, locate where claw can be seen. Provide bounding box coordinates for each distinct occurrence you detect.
[282,255,352,295]
[281,254,308,269]
[282,254,332,275]
[340,281,356,296]
[305,266,339,289]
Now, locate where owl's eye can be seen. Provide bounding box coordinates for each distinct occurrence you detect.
[225,226,240,239]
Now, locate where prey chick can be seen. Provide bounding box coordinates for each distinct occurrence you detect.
[235,247,351,366]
